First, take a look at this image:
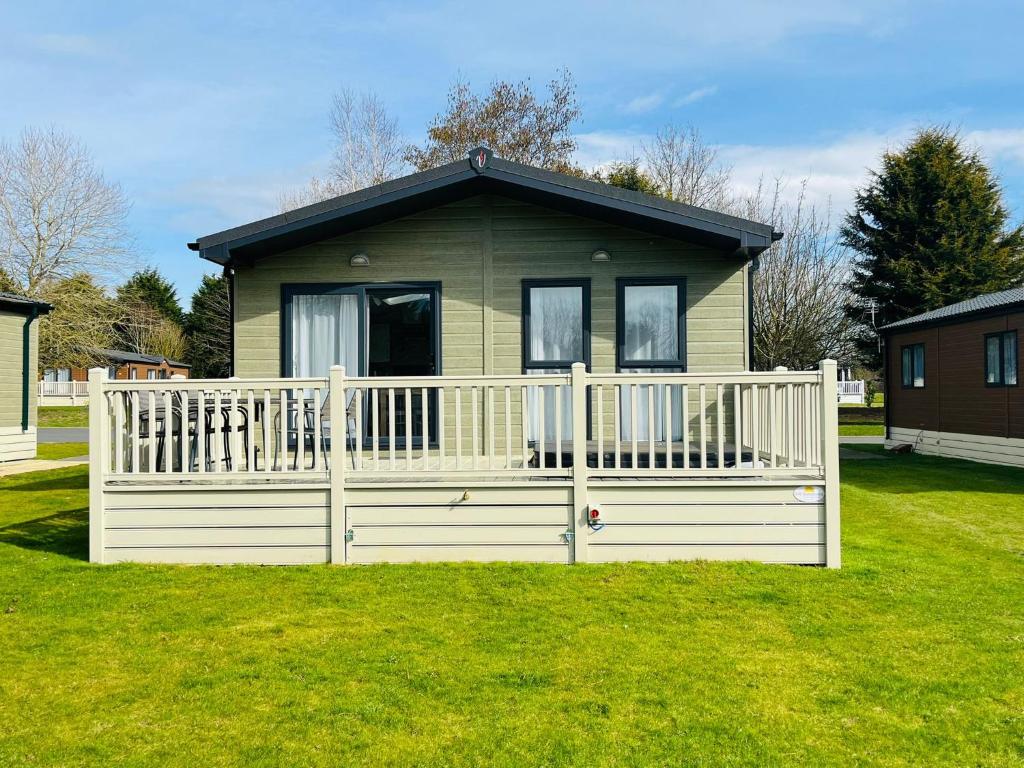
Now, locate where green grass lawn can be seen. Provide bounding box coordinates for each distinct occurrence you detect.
[839,424,885,436]
[839,405,886,436]
[1,455,1022,766]
[38,406,89,428]
[35,442,88,461]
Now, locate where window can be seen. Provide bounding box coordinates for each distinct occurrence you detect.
[43,368,71,382]
[146,370,157,380]
[901,343,925,388]
[616,278,686,440]
[522,279,591,441]
[129,367,137,380]
[985,331,1018,387]
[107,365,119,380]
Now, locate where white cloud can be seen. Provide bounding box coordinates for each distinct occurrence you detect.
[622,92,664,114]
[966,129,1024,167]
[674,85,718,107]
[575,130,651,168]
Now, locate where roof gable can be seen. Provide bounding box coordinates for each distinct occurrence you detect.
[190,149,781,266]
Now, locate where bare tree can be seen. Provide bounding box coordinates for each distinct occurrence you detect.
[37,273,120,370]
[329,89,405,191]
[117,302,188,361]
[0,127,132,295]
[642,125,733,210]
[745,179,856,370]
[280,89,405,212]
[405,71,582,174]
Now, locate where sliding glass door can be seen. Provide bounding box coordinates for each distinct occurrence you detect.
[284,283,440,446]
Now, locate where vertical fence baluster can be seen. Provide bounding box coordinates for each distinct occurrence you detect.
[181,389,190,473]
[537,386,545,470]
[630,384,638,470]
[664,384,673,470]
[471,386,480,470]
[716,383,724,469]
[404,387,413,469]
[455,387,463,470]
[437,388,445,471]
[276,389,286,474]
[768,383,777,468]
[130,391,139,473]
[388,388,396,470]
[554,384,562,470]
[295,389,305,472]
[421,387,429,470]
[681,384,689,469]
[114,392,125,474]
[354,388,363,471]
[785,383,794,468]
[733,384,742,469]
[698,384,707,470]
[520,386,528,469]
[596,384,604,470]
[147,391,157,473]
[261,389,270,473]
[613,386,621,470]
[163,390,173,474]
[647,383,655,469]
[313,388,322,471]
[504,386,512,470]
[750,384,759,469]
[487,386,495,470]
[372,388,380,470]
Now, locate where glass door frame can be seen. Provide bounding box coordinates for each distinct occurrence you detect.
[280,281,442,449]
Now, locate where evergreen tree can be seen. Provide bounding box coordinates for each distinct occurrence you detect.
[843,127,1024,362]
[116,268,184,326]
[185,273,231,377]
[597,160,662,196]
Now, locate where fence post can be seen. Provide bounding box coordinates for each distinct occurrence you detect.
[570,362,589,564]
[329,366,347,564]
[87,367,107,564]
[819,359,841,568]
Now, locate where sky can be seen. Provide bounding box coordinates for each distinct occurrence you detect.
[3,1,1024,302]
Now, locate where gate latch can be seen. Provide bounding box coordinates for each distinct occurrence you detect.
[344,529,354,543]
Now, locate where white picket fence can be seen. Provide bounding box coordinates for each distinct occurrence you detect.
[39,380,90,404]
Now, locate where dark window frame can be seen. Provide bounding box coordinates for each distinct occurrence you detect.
[280,281,443,449]
[984,330,1018,388]
[900,342,926,389]
[520,278,592,372]
[615,276,687,372]
[281,282,442,378]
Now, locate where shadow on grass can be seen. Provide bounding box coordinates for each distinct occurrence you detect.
[841,450,1024,497]
[4,472,89,493]
[0,508,88,560]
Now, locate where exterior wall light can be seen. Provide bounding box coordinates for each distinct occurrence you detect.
[350,253,369,267]
[591,249,611,262]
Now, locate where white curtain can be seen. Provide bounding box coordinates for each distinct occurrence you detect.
[527,286,582,442]
[620,285,680,441]
[292,294,360,378]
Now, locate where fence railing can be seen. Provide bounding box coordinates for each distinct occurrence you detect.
[837,379,866,404]
[91,363,837,481]
[39,381,90,398]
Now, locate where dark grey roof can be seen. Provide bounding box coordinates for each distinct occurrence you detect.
[879,287,1024,332]
[190,148,781,266]
[93,348,191,369]
[0,292,52,316]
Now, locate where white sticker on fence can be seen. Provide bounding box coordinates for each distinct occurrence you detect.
[793,485,825,504]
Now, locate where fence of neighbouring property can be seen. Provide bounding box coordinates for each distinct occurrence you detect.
[837,379,866,405]
[88,362,841,567]
[39,380,90,404]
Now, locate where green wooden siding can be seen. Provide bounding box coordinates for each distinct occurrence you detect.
[233,195,749,379]
[0,310,38,429]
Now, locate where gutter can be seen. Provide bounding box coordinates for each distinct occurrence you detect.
[21,307,39,432]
